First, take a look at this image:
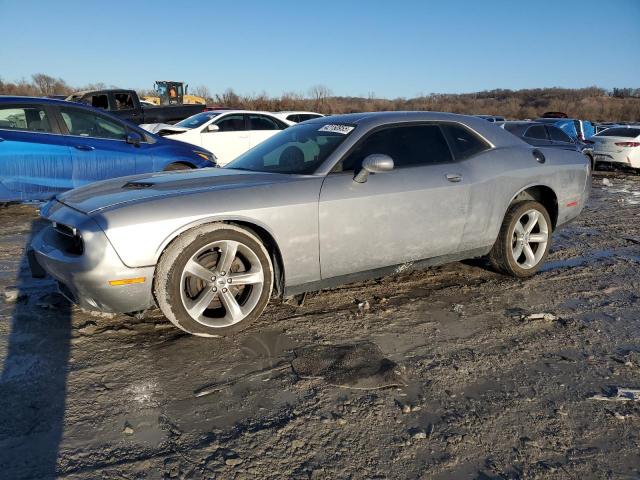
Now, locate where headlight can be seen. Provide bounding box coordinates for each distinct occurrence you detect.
[193,150,217,165]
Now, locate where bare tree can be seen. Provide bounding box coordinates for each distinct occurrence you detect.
[32,73,58,95]
[31,73,70,96]
[308,85,333,112]
[191,85,212,101]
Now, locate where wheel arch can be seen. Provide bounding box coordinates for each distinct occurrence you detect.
[508,184,559,229]
[155,216,286,298]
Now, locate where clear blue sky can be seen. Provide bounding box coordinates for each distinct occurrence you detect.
[1,0,638,98]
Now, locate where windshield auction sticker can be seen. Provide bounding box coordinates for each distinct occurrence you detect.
[318,124,355,134]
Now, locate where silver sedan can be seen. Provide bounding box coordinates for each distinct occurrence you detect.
[30,112,591,336]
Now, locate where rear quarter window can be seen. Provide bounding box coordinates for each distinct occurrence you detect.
[441,124,490,160]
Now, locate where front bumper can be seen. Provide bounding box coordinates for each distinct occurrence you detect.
[30,204,156,314]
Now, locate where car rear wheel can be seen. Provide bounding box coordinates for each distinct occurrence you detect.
[164,162,192,171]
[489,201,552,278]
[154,224,273,337]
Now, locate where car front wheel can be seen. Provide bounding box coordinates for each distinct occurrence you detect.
[154,224,273,337]
[489,201,552,277]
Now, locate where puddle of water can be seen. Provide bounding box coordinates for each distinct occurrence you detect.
[541,249,640,272]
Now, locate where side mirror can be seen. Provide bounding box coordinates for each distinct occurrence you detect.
[206,124,220,133]
[353,154,394,183]
[126,132,142,146]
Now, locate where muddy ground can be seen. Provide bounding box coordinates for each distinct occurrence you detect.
[0,170,639,480]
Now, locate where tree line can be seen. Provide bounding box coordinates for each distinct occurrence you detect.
[1,74,639,122]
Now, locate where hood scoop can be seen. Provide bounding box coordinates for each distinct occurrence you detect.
[123,180,155,189]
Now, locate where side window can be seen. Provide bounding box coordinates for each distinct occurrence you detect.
[524,125,547,140]
[215,114,246,132]
[0,106,52,133]
[340,124,453,172]
[60,107,127,140]
[113,93,135,111]
[547,126,573,143]
[88,94,109,110]
[249,114,280,130]
[441,124,490,160]
[286,114,299,123]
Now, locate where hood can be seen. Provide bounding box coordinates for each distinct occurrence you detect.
[140,123,190,134]
[56,168,294,214]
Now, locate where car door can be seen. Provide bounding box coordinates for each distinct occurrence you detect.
[199,114,249,166]
[523,125,552,147]
[318,123,471,279]
[57,105,139,186]
[248,114,286,149]
[0,103,73,201]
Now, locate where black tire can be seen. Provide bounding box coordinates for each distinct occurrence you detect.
[154,224,273,337]
[164,162,193,171]
[489,201,552,278]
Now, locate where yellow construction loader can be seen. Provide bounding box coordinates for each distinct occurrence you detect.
[142,81,206,106]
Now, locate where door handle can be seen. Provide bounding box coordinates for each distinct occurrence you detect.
[74,145,95,151]
[446,173,463,183]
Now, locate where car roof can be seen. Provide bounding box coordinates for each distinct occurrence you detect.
[0,95,76,106]
[304,111,524,147]
[305,111,489,126]
[205,109,282,116]
[274,111,323,115]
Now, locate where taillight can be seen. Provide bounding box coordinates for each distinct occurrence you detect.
[614,142,640,147]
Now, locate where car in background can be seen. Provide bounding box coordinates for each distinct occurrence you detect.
[540,111,568,119]
[271,111,324,124]
[141,110,291,166]
[30,112,590,337]
[589,126,640,170]
[499,121,595,167]
[67,89,205,125]
[594,122,624,134]
[535,118,595,142]
[475,115,506,122]
[0,97,215,202]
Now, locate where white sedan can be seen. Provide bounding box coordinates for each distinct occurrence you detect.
[271,111,324,124]
[589,126,640,170]
[141,110,291,166]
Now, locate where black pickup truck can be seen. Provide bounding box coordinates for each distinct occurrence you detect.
[66,89,206,125]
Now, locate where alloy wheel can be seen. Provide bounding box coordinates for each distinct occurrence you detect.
[510,209,549,269]
[179,239,264,328]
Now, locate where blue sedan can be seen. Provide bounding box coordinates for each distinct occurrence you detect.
[0,97,216,202]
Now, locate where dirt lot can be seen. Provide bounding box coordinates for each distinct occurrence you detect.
[0,170,639,480]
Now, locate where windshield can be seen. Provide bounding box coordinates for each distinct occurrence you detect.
[175,112,220,129]
[225,123,354,174]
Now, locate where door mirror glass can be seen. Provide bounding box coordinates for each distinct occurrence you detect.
[206,124,220,133]
[354,154,394,183]
[126,131,142,146]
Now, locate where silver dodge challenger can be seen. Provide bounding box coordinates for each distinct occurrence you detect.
[30,112,591,336]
